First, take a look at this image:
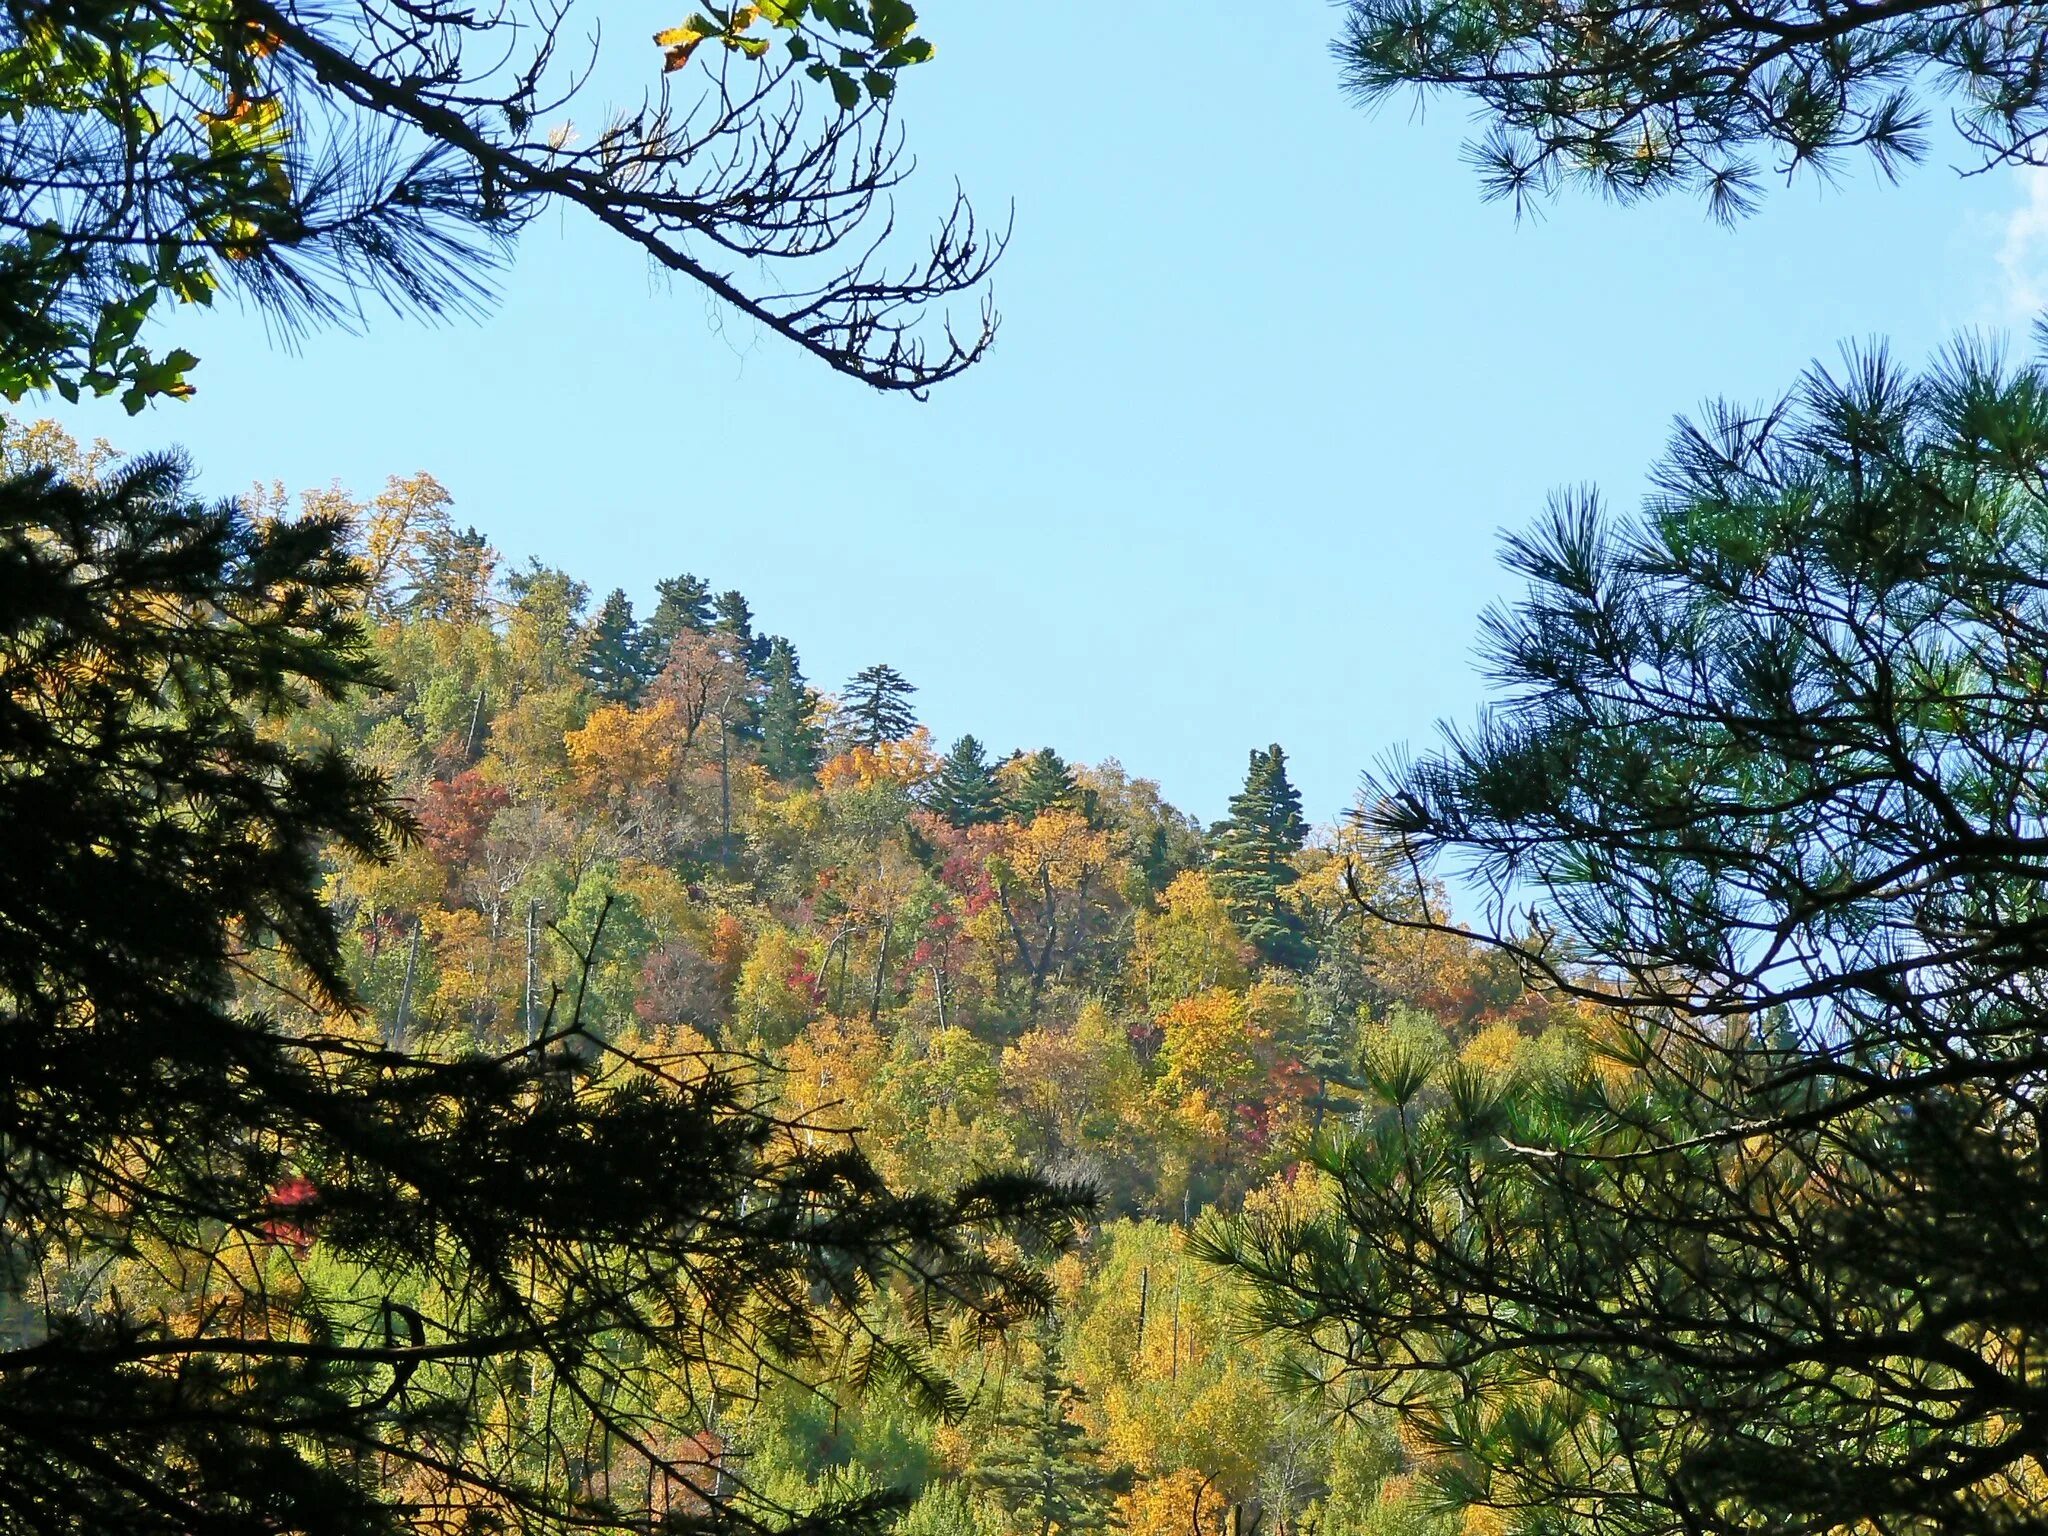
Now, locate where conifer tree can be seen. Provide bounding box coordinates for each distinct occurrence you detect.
[1009,748,1079,822]
[1207,346,2048,1536]
[580,587,656,702]
[715,589,772,675]
[844,664,920,747]
[759,637,824,783]
[1209,745,1312,970]
[972,1327,1128,1536]
[646,573,715,655]
[929,735,1006,826]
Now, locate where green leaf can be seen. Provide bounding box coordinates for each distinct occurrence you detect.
[863,69,893,100]
[867,0,916,48]
[828,67,860,109]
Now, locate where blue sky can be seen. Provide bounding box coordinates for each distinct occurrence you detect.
[42,4,2043,827]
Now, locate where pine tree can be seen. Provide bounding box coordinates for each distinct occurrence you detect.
[580,587,656,702]
[972,1327,1128,1536]
[1009,748,1079,822]
[646,573,715,655]
[714,589,771,675]
[759,637,824,783]
[1209,744,1312,970]
[1207,349,2048,1536]
[929,735,1006,826]
[844,663,919,747]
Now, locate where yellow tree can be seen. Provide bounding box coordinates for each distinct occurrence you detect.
[984,810,1117,1017]
[1131,872,1250,1011]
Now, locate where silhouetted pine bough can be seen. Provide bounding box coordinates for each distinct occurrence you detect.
[0,0,991,406]
[1203,341,2048,1536]
[1335,0,2048,217]
[0,457,1092,1536]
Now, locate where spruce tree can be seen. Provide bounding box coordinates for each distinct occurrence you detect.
[580,587,656,702]
[759,637,824,783]
[1009,748,1079,822]
[1208,744,1312,970]
[929,735,1006,826]
[844,663,919,747]
[715,589,772,675]
[646,573,715,655]
[972,1327,1128,1536]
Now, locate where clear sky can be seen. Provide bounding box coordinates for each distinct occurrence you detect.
[40,4,2044,828]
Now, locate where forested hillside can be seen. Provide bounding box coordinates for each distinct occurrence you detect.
[216,447,1590,1536]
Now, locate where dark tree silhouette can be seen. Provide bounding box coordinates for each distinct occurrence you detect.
[843,663,919,748]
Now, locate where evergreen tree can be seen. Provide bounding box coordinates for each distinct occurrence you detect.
[1009,748,1079,822]
[709,590,767,674]
[844,663,919,747]
[580,587,657,702]
[972,1327,1128,1536]
[646,573,715,654]
[759,637,824,783]
[0,453,1091,1536]
[1207,347,2048,1536]
[929,735,1006,826]
[1208,744,1312,970]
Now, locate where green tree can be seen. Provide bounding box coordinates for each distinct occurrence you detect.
[647,572,716,655]
[972,1326,1129,1536]
[1008,748,1080,823]
[1208,745,1311,970]
[1207,343,2048,1536]
[0,0,988,407]
[1333,0,2043,216]
[579,586,656,702]
[503,558,589,689]
[929,734,1006,826]
[845,663,920,747]
[406,522,496,625]
[0,451,1092,1536]
[760,636,825,783]
[716,588,772,676]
